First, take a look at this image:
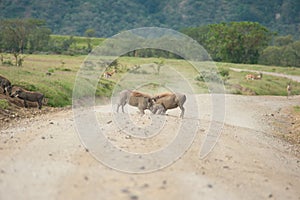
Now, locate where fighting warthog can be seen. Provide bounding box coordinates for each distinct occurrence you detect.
[0,75,12,96]
[116,90,153,114]
[151,92,186,118]
[11,89,44,109]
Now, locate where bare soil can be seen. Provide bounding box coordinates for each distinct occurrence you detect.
[0,94,300,200]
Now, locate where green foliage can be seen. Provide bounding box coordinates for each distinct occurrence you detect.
[259,37,300,67]
[84,29,96,37]
[0,19,51,54]
[219,68,229,77]
[48,35,104,55]
[294,106,300,112]
[0,0,298,38]
[183,22,272,64]
[0,99,9,109]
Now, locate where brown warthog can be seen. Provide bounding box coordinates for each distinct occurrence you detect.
[0,75,12,96]
[116,90,153,114]
[11,89,44,109]
[151,92,186,118]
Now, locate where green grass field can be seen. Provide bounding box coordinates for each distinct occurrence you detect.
[50,35,105,48]
[1,54,300,107]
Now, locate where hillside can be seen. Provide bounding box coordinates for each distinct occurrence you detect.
[0,0,299,38]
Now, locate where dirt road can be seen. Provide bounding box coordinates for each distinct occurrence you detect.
[0,94,299,200]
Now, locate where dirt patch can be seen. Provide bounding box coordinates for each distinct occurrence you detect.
[1,94,299,200]
[229,84,256,95]
[0,92,65,130]
[266,104,300,156]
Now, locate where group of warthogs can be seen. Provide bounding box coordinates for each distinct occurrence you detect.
[0,75,44,109]
[116,90,187,118]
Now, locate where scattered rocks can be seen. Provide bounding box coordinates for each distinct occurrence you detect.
[130,195,139,200]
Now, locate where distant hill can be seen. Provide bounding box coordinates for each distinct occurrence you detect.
[0,0,299,38]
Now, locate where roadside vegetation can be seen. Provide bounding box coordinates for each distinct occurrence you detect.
[1,54,300,108]
[0,19,300,108]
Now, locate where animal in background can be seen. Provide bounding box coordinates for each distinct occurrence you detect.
[287,83,292,99]
[0,75,12,96]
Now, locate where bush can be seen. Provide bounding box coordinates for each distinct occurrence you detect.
[219,68,229,77]
[0,99,9,109]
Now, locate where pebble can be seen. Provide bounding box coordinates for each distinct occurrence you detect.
[130,195,139,200]
[268,194,273,198]
[121,188,130,193]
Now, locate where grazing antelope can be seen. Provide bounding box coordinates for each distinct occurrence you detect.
[245,74,255,80]
[287,83,292,99]
[104,69,116,78]
[245,73,263,80]
[255,73,263,80]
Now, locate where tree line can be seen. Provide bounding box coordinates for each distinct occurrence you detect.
[182,21,299,67]
[1,0,299,38]
[0,19,95,66]
[0,19,299,67]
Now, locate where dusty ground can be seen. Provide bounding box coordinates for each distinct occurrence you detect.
[0,94,300,200]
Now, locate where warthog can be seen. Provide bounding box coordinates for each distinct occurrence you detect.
[116,90,153,114]
[151,92,186,118]
[11,89,44,109]
[0,75,12,96]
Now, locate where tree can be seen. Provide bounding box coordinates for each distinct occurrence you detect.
[182,22,272,64]
[0,19,51,65]
[259,46,282,66]
[259,36,300,67]
[275,35,293,46]
[84,28,96,37]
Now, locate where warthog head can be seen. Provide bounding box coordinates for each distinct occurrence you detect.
[10,89,22,98]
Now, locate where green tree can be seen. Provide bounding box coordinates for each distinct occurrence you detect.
[183,22,272,64]
[84,28,96,37]
[275,35,293,46]
[259,46,282,66]
[0,18,51,65]
[259,36,300,67]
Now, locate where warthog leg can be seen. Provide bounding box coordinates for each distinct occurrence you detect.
[38,99,43,109]
[179,104,185,118]
[23,100,28,108]
[116,103,126,113]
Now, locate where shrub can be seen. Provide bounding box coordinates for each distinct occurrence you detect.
[0,99,9,109]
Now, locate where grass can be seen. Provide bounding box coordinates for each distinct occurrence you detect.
[1,54,300,107]
[294,105,300,112]
[225,70,300,96]
[218,62,300,76]
[0,99,9,109]
[50,35,105,48]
